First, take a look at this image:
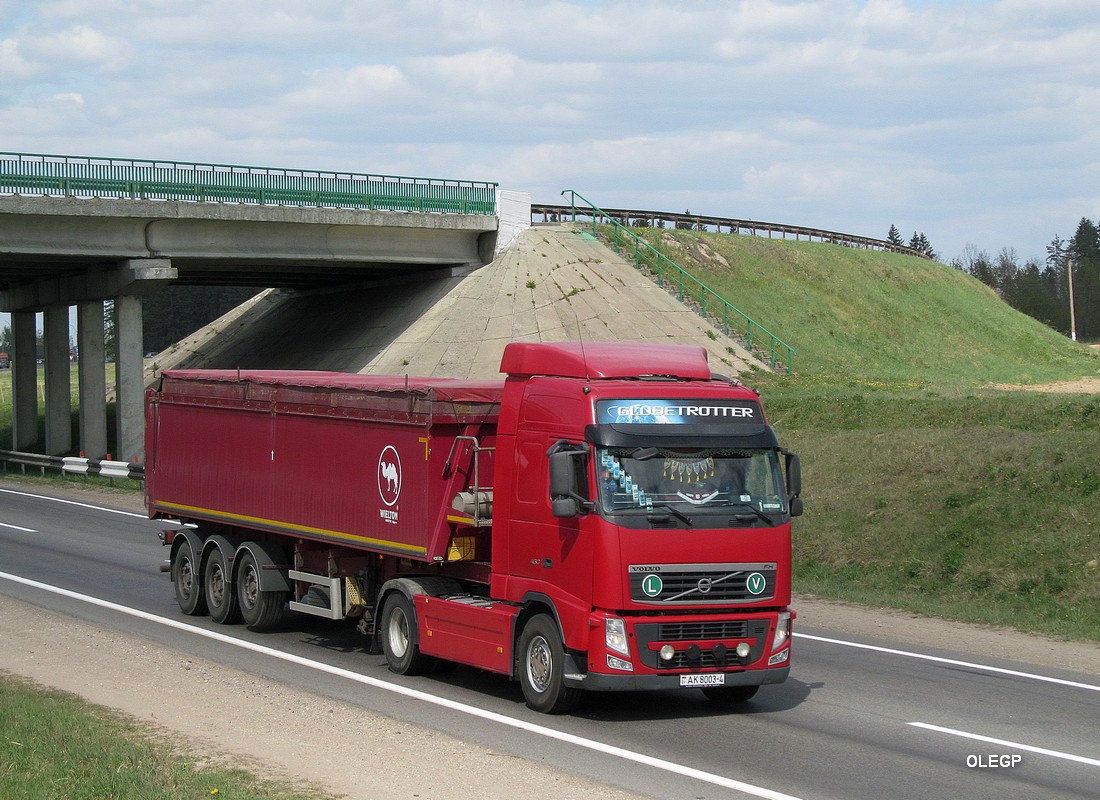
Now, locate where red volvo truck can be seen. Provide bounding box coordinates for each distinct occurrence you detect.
[147,341,802,713]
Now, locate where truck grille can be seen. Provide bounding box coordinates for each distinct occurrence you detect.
[634,618,770,669]
[628,563,776,604]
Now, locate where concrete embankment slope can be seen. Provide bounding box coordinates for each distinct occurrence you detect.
[147,224,765,380]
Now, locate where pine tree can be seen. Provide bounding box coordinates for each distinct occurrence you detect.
[887,225,904,247]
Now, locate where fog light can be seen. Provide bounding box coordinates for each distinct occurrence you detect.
[736,642,752,659]
[659,644,676,662]
[607,654,634,672]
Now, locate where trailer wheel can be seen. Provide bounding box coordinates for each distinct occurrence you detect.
[236,551,286,631]
[381,593,435,675]
[518,614,582,714]
[701,685,759,704]
[204,548,241,624]
[172,541,207,616]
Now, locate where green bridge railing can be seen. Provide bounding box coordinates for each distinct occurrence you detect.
[561,190,795,374]
[0,152,497,215]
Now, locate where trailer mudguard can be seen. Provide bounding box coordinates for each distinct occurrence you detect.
[235,540,293,592]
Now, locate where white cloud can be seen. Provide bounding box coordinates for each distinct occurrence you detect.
[0,0,1098,261]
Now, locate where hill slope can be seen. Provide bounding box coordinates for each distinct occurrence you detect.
[626,228,1098,385]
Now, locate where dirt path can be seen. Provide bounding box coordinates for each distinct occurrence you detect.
[3,479,1100,799]
[991,377,1100,393]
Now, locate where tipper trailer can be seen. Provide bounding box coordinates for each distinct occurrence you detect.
[147,341,802,713]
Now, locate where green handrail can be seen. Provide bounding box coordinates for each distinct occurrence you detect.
[0,152,497,215]
[561,189,794,374]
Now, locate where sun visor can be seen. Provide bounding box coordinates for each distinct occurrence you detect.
[586,398,776,448]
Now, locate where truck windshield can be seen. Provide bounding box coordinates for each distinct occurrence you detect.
[596,447,787,516]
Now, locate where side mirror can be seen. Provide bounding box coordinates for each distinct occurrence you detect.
[783,451,803,516]
[548,443,592,518]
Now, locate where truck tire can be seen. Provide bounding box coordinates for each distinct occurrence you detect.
[380,593,436,675]
[236,550,286,631]
[518,614,582,714]
[172,541,207,616]
[204,548,241,624]
[701,685,759,704]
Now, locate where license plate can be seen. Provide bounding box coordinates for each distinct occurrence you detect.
[680,673,725,687]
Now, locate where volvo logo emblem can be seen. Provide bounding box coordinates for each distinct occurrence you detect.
[696,577,713,594]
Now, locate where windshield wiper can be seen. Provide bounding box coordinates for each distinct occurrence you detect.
[729,503,774,525]
[647,504,693,528]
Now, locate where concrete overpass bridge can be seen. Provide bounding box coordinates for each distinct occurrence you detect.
[0,152,499,462]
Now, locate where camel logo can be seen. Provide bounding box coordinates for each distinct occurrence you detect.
[377,445,402,507]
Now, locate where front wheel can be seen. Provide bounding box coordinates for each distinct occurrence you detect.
[517,614,582,714]
[236,550,286,631]
[701,684,759,704]
[380,593,436,675]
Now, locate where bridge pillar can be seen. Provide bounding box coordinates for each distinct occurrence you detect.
[78,300,108,460]
[114,294,145,463]
[44,305,72,455]
[10,311,38,451]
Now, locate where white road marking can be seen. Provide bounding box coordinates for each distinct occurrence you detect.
[0,521,36,532]
[796,632,1100,693]
[0,570,803,800]
[0,487,148,519]
[909,722,1100,768]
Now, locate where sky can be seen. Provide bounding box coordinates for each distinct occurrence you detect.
[2,0,1099,295]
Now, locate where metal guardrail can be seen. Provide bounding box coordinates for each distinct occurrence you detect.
[558,190,795,374]
[0,449,144,482]
[0,151,498,216]
[532,202,927,258]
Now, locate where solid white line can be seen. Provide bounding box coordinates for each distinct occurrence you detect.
[0,487,148,519]
[796,632,1100,693]
[0,521,37,533]
[909,722,1100,768]
[0,570,803,800]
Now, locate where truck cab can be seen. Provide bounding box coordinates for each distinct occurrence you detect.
[480,342,800,711]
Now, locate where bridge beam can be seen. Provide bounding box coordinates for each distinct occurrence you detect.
[0,258,178,312]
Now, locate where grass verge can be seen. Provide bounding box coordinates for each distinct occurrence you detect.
[755,375,1100,642]
[0,673,333,800]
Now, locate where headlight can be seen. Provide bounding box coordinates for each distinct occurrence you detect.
[772,611,791,651]
[605,617,630,657]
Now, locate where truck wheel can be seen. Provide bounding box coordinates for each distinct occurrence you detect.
[701,685,759,704]
[236,551,286,631]
[203,548,241,624]
[381,593,436,675]
[172,541,207,616]
[518,614,582,714]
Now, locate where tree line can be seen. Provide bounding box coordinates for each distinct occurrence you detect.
[950,217,1100,341]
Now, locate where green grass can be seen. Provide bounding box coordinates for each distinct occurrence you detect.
[615,228,1099,384]
[0,365,117,456]
[595,226,1100,641]
[757,379,1100,641]
[0,674,334,800]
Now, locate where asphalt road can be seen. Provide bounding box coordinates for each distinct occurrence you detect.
[1,483,1098,800]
